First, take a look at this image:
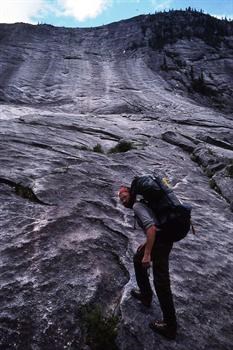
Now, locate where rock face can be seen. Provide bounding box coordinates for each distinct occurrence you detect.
[0,10,233,350]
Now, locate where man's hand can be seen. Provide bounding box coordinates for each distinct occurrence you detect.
[142,253,151,269]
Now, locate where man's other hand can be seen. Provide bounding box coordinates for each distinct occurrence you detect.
[142,253,151,268]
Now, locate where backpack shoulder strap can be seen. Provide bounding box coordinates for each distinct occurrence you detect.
[153,174,182,208]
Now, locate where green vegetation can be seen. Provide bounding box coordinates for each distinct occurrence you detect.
[135,9,233,52]
[79,141,134,154]
[226,163,233,178]
[0,177,48,205]
[190,70,216,96]
[208,178,222,195]
[160,55,168,71]
[81,305,119,350]
[144,9,233,50]
[209,178,216,189]
[93,143,104,153]
[80,145,89,151]
[79,144,104,153]
[108,140,134,154]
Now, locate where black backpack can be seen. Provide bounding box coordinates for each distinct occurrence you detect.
[130,174,192,242]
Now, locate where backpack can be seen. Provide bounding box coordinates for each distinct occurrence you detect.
[130,174,192,242]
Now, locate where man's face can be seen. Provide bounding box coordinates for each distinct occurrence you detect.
[119,189,131,208]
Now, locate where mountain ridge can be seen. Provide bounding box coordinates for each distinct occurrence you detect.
[0,10,233,113]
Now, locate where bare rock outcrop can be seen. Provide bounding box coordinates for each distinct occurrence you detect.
[0,10,232,350]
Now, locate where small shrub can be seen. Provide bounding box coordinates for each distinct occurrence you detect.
[108,140,134,154]
[206,168,214,177]
[93,144,104,153]
[82,305,119,350]
[209,178,216,189]
[80,145,89,151]
[191,72,216,97]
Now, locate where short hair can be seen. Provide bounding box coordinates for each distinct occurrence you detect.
[118,186,130,196]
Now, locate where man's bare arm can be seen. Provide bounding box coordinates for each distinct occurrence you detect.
[142,225,157,268]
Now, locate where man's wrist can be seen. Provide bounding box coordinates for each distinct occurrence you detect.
[144,247,151,255]
[143,251,151,258]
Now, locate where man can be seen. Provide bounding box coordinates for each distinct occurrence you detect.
[118,185,177,340]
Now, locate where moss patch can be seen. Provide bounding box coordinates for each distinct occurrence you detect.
[81,305,119,350]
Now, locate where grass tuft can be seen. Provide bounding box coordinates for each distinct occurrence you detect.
[93,144,104,153]
[108,140,134,154]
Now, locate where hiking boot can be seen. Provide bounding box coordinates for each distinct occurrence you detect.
[130,289,152,307]
[149,320,177,340]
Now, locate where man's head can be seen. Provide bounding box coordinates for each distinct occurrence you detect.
[118,186,134,208]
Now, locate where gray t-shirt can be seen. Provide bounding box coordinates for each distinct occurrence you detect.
[133,201,160,231]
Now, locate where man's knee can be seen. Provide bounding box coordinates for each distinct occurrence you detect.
[154,277,171,293]
[153,262,170,289]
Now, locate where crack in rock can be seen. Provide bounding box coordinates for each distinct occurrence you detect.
[0,177,52,205]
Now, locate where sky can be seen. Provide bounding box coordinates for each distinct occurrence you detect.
[0,0,233,27]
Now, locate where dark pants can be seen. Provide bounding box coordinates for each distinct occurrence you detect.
[133,237,176,327]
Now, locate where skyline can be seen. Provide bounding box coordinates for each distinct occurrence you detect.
[0,0,233,28]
